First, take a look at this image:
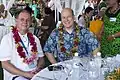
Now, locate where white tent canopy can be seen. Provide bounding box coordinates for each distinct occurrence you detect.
[0,0,15,11]
[53,0,86,22]
[1,0,86,22]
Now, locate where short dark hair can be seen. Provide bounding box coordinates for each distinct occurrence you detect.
[24,6,33,15]
[16,7,32,18]
[85,7,94,14]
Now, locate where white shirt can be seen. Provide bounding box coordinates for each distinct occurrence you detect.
[0,31,44,80]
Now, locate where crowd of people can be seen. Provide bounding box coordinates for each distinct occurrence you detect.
[0,0,120,80]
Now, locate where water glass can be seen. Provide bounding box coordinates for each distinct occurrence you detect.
[101,58,110,75]
[78,56,91,80]
[62,61,73,80]
[88,59,99,80]
[53,65,64,80]
[80,56,90,71]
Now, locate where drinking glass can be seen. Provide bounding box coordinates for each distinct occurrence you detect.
[88,59,99,80]
[101,58,110,75]
[62,61,73,80]
[78,56,91,80]
[53,65,64,80]
[105,57,115,72]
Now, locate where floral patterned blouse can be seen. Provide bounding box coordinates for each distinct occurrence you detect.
[44,27,99,62]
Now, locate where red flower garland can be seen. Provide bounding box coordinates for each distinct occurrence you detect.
[12,28,38,64]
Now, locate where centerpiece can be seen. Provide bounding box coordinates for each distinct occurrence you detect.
[105,68,120,80]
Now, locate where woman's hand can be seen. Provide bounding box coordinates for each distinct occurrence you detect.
[96,34,102,41]
[107,35,115,41]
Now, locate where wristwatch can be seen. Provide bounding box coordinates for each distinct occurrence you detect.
[112,35,116,39]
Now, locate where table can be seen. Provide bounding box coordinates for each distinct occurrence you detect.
[31,61,67,80]
[31,55,120,80]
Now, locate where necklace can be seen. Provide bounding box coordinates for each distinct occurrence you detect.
[12,27,38,64]
[58,22,80,57]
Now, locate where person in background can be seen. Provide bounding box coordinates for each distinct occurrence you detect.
[0,4,7,19]
[0,4,15,43]
[30,0,38,18]
[40,7,56,49]
[78,7,94,28]
[0,4,15,27]
[89,11,104,41]
[9,4,18,17]
[44,8,100,63]
[100,0,120,57]
[47,0,61,21]
[0,8,44,80]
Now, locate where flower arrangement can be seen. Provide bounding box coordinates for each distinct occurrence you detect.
[105,68,120,80]
[58,22,80,57]
[12,27,38,64]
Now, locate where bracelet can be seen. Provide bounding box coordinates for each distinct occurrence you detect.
[112,35,116,39]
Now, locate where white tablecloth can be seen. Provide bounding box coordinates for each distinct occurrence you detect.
[31,56,120,80]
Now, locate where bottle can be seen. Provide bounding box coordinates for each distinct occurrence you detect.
[94,52,102,79]
[94,52,102,68]
[72,52,80,80]
[73,52,80,68]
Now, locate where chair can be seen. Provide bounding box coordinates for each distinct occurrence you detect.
[0,62,3,80]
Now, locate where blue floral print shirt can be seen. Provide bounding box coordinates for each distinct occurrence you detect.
[44,27,99,62]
